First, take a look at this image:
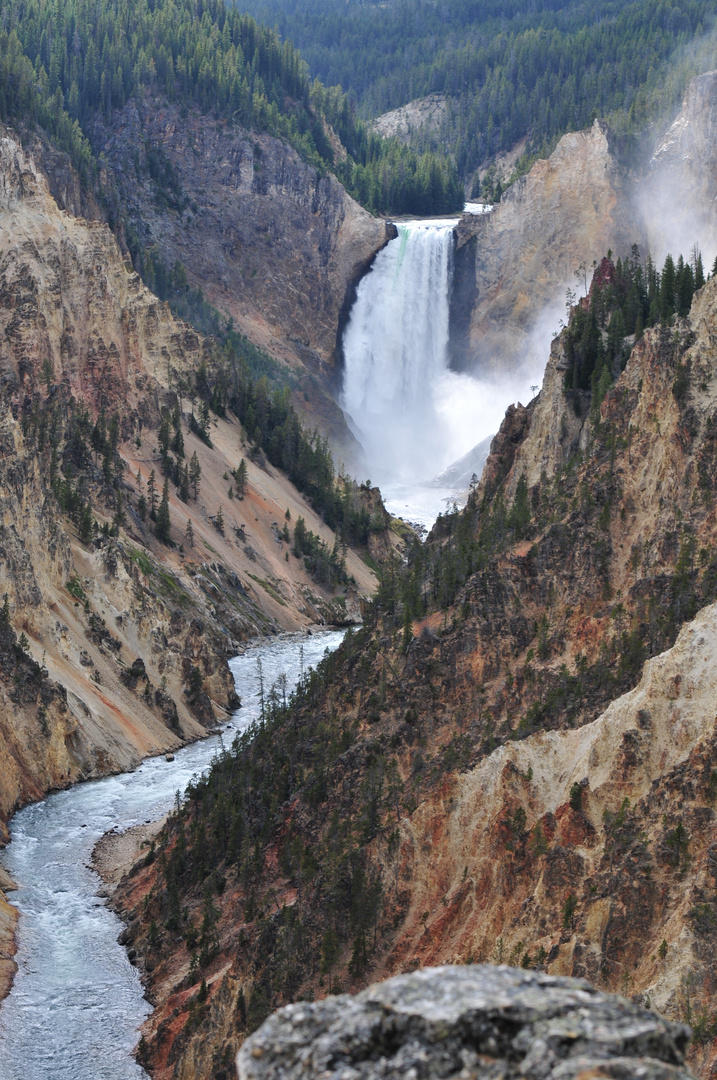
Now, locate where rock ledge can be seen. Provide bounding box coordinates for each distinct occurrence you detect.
[237,965,692,1080]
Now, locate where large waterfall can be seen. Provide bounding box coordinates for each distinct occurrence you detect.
[342,220,455,485]
[341,219,499,523]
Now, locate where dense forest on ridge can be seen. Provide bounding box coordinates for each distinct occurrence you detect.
[240,0,717,179]
[0,0,462,214]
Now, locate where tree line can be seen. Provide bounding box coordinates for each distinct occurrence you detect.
[241,0,714,181]
[0,0,461,215]
[563,245,706,394]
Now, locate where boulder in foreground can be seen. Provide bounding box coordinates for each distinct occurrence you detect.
[237,965,692,1080]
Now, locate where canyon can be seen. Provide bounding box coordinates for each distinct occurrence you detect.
[3,47,717,1080]
[109,256,717,1078]
[0,122,397,1003]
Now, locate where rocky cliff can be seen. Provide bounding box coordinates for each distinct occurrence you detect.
[238,966,693,1080]
[450,121,636,381]
[111,266,717,1079]
[646,70,717,267]
[449,72,717,391]
[0,125,386,1000]
[88,94,392,459]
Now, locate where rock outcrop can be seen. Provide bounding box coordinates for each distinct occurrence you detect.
[450,121,636,380]
[0,126,379,864]
[371,94,448,143]
[238,966,693,1080]
[449,72,717,391]
[0,866,17,1000]
[647,71,717,266]
[89,94,391,451]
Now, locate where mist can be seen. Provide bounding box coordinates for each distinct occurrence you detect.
[340,218,567,525]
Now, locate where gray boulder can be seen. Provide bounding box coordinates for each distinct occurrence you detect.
[237,965,692,1080]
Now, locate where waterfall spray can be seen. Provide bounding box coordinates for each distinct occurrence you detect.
[340,215,542,526]
[341,220,456,486]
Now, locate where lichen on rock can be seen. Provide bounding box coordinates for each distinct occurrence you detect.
[237,965,693,1080]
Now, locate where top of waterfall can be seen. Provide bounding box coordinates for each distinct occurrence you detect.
[398,218,458,230]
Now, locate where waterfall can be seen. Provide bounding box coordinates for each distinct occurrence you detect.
[341,213,540,528]
[341,220,457,487]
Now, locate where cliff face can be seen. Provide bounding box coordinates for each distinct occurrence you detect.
[647,70,717,266]
[450,121,636,379]
[0,127,380,861]
[88,94,391,453]
[449,71,717,390]
[113,270,717,1079]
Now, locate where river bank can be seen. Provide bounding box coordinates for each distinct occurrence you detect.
[0,866,17,1002]
[0,630,345,1080]
[92,818,168,897]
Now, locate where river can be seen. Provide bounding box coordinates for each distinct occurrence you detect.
[0,629,345,1080]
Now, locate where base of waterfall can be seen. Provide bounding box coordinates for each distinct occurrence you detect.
[382,482,463,533]
[381,434,494,531]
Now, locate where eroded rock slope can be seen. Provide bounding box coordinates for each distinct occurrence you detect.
[450,121,636,379]
[112,265,717,1079]
[0,126,384,967]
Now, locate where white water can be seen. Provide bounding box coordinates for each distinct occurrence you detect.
[341,219,518,530]
[0,630,345,1080]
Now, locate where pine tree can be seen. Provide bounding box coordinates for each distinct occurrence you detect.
[41,355,54,393]
[693,246,705,291]
[293,515,308,556]
[235,457,247,497]
[155,479,172,544]
[215,505,224,534]
[180,463,190,502]
[171,403,184,458]
[185,519,194,548]
[148,469,158,520]
[189,452,201,498]
[112,490,126,532]
[660,254,676,323]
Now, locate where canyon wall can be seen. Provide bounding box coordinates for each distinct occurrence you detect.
[449,72,717,396]
[89,95,392,457]
[113,268,717,1079]
[450,121,636,382]
[646,70,717,267]
[0,128,379,850]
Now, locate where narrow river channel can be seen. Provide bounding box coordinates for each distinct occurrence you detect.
[0,629,345,1080]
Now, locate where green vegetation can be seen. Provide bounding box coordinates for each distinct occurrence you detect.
[241,0,717,182]
[562,246,704,393]
[146,638,384,1017]
[180,342,386,551]
[292,515,348,587]
[0,0,461,214]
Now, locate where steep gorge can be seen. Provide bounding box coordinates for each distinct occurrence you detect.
[87,94,393,463]
[0,124,393,1002]
[7,47,717,1080]
[111,261,717,1078]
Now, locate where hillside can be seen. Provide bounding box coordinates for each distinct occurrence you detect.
[239,0,717,183]
[0,124,397,885]
[0,0,461,216]
[112,260,717,1078]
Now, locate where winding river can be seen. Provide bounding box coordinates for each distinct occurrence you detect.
[0,629,345,1080]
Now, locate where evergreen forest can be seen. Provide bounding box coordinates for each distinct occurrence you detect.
[0,0,461,213]
[240,0,717,179]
